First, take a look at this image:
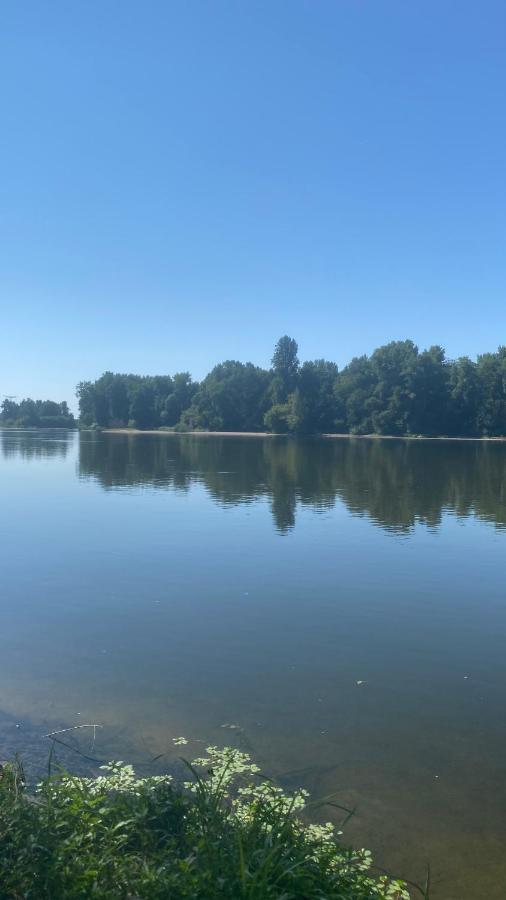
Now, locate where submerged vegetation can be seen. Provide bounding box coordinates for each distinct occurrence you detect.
[0,743,409,899]
[76,336,506,436]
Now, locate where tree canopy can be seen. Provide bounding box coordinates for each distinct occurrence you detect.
[0,398,75,428]
[76,372,197,429]
[72,337,506,437]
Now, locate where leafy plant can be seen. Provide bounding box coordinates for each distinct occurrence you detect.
[0,744,410,899]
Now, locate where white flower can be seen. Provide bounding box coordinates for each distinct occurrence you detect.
[56,761,172,797]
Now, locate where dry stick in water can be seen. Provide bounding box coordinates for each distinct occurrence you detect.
[44,724,102,746]
[44,724,103,760]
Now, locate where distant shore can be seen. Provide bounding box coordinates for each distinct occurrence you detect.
[104,428,273,437]
[101,428,506,442]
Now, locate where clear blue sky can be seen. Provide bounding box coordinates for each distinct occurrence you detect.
[1,1,505,408]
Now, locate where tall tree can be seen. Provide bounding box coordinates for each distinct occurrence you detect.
[448,357,479,435]
[297,360,339,433]
[270,335,299,403]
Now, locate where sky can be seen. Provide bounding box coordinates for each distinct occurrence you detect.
[0,1,505,408]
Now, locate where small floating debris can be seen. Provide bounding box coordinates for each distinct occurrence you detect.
[172,737,188,746]
[220,723,241,730]
[463,674,470,679]
[356,680,366,686]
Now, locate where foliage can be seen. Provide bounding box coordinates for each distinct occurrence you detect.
[0,398,75,429]
[270,335,300,403]
[263,401,293,434]
[295,360,339,433]
[180,361,271,432]
[0,745,408,899]
[334,341,506,437]
[76,372,197,429]
[74,336,506,436]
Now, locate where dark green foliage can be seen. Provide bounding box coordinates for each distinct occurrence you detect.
[333,355,375,434]
[270,335,300,403]
[296,360,339,433]
[0,755,407,899]
[448,357,480,436]
[180,361,270,431]
[161,373,195,426]
[263,401,293,434]
[475,347,506,436]
[334,341,506,437]
[76,372,197,429]
[0,398,75,428]
[74,336,506,436]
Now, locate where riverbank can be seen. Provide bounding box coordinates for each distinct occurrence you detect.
[0,424,77,431]
[0,744,409,899]
[101,427,506,442]
[104,428,273,437]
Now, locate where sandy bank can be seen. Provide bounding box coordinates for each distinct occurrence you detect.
[101,429,506,441]
[104,429,273,437]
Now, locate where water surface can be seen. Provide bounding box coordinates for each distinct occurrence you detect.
[2,429,506,898]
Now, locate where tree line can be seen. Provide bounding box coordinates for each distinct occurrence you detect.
[76,336,506,437]
[0,398,75,428]
[4,336,506,436]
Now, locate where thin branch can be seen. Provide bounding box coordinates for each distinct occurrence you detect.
[44,725,102,738]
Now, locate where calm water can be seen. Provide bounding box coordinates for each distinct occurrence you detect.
[2,429,506,897]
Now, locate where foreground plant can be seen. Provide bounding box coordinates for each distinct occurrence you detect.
[0,744,409,899]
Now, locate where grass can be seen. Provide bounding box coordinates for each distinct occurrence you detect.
[0,742,412,899]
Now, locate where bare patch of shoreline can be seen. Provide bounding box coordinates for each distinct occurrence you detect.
[101,428,506,442]
[104,429,273,437]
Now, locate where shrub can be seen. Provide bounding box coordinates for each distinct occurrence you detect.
[0,745,409,899]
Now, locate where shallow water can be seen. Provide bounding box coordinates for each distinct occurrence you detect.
[2,429,506,897]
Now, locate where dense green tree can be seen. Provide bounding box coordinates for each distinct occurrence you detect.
[129,384,157,428]
[263,401,293,433]
[270,335,299,403]
[448,357,480,436]
[181,361,270,431]
[71,336,506,438]
[296,360,339,433]
[161,373,196,426]
[0,398,75,428]
[109,377,130,424]
[475,348,506,436]
[1,399,19,422]
[409,345,449,435]
[76,382,96,427]
[75,372,197,430]
[334,342,451,436]
[334,355,375,433]
[367,340,419,435]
